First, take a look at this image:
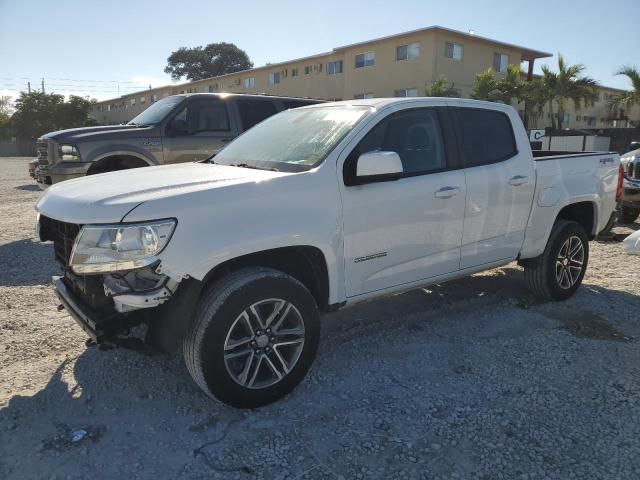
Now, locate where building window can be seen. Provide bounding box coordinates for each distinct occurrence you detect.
[162,92,169,98]
[327,60,343,75]
[354,93,374,99]
[493,53,509,73]
[355,51,375,68]
[151,94,158,102]
[397,43,420,61]
[291,68,299,77]
[576,115,582,122]
[140,96,146,104]
[268,72,281,85]
[243,77,255,89]
[131,98,136,107]
[304,65,311,75]
[444,42,463,61]
[394,88,418,97]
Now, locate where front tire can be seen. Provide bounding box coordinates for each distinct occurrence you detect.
[524,220,589,301]
[183,268,320,408]
[619,205,640,224]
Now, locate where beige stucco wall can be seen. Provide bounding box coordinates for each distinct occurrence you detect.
[90,29,635,130]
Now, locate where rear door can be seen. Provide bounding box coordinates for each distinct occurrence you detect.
[340,104,466,297]
[452,106,535,269]
[162,96,238,164]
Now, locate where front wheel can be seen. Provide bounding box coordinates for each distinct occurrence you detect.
[183,268,320,408]
[524,220,589,301]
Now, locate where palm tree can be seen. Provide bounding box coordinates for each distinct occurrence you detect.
[544,54,599,130]
[609,66,640,124]
[425,76,461,97]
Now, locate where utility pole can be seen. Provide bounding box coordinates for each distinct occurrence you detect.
[27,81,31,93]
[41,77,45,93]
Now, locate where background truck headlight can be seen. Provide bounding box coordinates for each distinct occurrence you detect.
[69,220,176,274]
[59,144,81,162]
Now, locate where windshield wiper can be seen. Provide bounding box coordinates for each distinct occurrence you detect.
[229,163,278,172]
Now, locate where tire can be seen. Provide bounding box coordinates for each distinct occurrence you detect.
[619,205,640,224]
[523,220,589,301]
[183,268,320,408]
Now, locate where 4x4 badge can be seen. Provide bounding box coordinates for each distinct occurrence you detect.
[143,140,161,147]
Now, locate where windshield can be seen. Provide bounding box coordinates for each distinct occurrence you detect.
[213,106,371,172]
[128,96,185,125]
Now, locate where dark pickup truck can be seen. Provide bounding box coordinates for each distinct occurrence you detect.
[33,93,322,186]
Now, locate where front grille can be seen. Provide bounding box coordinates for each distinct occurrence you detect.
[632,162,640,180]
[40,216,81,267]
[36,141,49,166]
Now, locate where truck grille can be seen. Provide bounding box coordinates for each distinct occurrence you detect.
[36,141,49,166]
[40,216,81,267]
[631,162,640,180]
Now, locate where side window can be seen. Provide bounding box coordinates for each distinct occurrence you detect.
[454,108,516,166]
[237,99,278,130]
[344,109,447,183]
[282,99,317,109]
[172,98,230,135]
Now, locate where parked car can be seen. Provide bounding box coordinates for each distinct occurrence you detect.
[32,93,322,187]
[619,146,640,223]
[36,98,620,408]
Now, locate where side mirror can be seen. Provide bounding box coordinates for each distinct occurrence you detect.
[355,151,403,182]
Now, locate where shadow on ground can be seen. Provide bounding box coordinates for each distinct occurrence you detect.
[14,184,41,192]
[2,266,640,479]
[0,239,56,286]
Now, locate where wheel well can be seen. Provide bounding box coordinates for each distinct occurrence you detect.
[201,246,330,311]
[556,202,596,238]
[87,155,150,175]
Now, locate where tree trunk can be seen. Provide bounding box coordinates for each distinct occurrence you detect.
[549,100,556,130]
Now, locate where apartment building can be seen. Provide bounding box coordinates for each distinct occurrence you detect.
[91,25,636,129]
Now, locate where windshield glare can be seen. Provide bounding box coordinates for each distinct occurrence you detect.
[214,106,371,172]
[128,96,185,125]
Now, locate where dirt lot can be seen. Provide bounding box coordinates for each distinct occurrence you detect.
[1,156,640,480]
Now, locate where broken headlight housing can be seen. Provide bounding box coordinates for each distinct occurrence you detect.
[69,219,176,274]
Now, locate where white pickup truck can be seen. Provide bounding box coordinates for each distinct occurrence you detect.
[36,98,620,408]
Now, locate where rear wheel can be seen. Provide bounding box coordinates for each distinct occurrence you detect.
[619,205,640,224]
[183,268,320,408]
[524,220,589,301]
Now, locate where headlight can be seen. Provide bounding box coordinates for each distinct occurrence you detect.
[59,144,81,162]
[69,219,176,274]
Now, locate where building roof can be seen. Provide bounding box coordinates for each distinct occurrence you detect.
[332,25,553,61]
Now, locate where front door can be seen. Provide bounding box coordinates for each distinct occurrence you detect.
[340,106,466,298]
[162,97,237,164]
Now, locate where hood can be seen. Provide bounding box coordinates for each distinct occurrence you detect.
[36,163,284,224]
[42,124,152,142]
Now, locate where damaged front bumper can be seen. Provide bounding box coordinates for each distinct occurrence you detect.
[54,276,111,343]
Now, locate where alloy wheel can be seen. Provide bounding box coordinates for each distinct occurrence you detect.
[555,235,584,289]
[223,299,305,389]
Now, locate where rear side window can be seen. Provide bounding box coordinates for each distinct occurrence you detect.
[455,108,516,166]
[237,99,278,130]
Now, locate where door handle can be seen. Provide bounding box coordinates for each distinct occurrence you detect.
[509,175,529,186]
[434,186,461,199]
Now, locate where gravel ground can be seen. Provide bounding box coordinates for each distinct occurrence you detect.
[1,156,640,480]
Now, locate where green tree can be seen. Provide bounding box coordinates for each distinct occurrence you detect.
[0,96,11,138]
[164,42,253,81]
[425,76,461,97]
[470,68,499,101]
[10,91,96,139]
[608,65,640,123]
[540,55,599,130]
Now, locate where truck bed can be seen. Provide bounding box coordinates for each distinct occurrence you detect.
[519,151,620,259]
